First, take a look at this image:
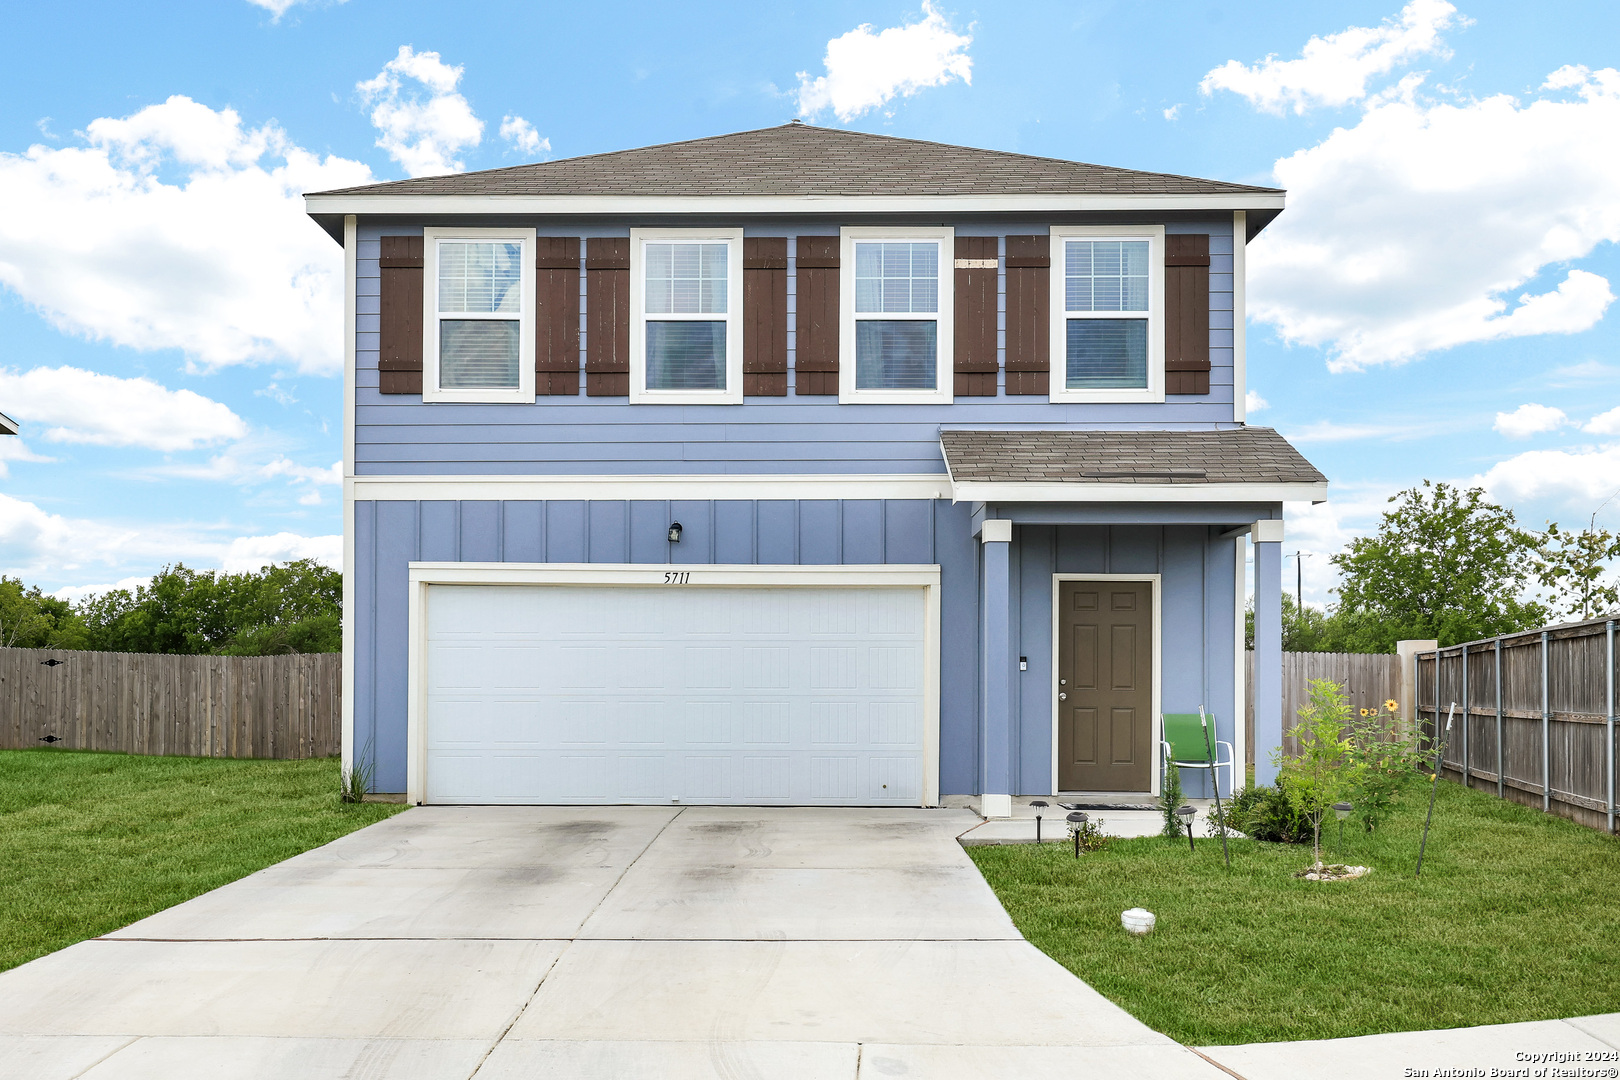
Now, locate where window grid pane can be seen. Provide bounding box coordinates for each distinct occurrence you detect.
[440,320,520,389]
[854,242,939,314]
[856,321,937,389]
[1065,240,1149,313]
[645,243,729,315]
[438,242,522,314]
[646,321,727,390]
[1066,319,1148,389]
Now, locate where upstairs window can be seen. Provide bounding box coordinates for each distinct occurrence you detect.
[840,227,953,404]
[423,228,534,403]
[1048,226,1163,403]
[630,228,743,404]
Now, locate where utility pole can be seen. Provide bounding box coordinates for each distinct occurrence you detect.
[1287,551,1312,614]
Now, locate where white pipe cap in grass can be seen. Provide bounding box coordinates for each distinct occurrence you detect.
[1121,908,1156,935]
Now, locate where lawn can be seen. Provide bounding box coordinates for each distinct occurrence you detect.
[969,778,1620,1045]
[0,749,405,973]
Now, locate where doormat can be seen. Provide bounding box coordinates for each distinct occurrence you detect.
[1057,802,1157,811]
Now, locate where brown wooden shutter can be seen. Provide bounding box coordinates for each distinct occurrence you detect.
[1165,234,1211,396]
[794,236,840,396]
[585,238,630,397]
[378,236,424,395]
[953,236,998,397]
[1003,235,1049,396]
[743,237,788,396]
[535,237,581,396]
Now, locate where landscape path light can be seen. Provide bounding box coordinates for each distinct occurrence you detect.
[1066,811,1086,858]
[1030,800,1049,844]
[1333,801,1353,857]
[1175,805,1196,853]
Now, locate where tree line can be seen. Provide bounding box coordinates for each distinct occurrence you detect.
[0,559,340,656]
[1251,481,1620,653]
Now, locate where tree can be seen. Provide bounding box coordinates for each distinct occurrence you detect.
[1330,482,1547,650]
[1275,679,1361,869]
[1246,593,1337,651]
[1535,522,1620,622]
[0,577,86,648]
[72,560,342,655]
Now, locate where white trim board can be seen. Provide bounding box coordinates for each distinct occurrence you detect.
[1049,573,1163,797]
[307,191,1287,219]
[404,562,943,808]
[351,473,954,502]
[340,214,358,775]
[951,481,1327,504]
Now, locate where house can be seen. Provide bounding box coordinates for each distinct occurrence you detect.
[304,124,1324,814]
[0,411,16,436]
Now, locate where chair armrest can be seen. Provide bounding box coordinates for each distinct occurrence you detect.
[1217,740,1235,764]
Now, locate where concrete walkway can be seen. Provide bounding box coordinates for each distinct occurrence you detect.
[0,806,1231,1080]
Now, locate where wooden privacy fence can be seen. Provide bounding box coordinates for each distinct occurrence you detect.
[0,647,341,759]
[1416,617,1619,834]
[1245,651,1402,764]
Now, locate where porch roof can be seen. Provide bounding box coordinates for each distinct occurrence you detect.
[939,427,1327,504]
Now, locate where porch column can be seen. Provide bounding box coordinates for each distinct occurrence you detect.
[1252,519,1284,786]
[979,519,1014,817]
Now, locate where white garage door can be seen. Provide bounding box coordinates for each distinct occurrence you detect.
[422,584,929,805]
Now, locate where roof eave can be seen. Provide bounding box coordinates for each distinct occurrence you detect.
[0,410,17,436]
[304,189,1284,228]
[949,480,1328,505]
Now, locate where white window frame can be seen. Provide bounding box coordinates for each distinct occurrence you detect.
[629,227,744,405]
[839,226,954,405]
[422,227,535,404]
[1048,225,1164,404]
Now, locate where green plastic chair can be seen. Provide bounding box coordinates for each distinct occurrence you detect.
[1161,711,1235,796]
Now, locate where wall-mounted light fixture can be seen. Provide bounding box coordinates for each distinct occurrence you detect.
[668,522,683,543]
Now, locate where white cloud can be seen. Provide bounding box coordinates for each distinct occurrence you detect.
[0,490,341,583]
[1163,104,1183,121]
[221,532,341,573]
[358,46,484,176]
[0,437,53,479]
[0,96,369,374]
[1282,420,1411,443]
[499,115,548,156]
[1475,442,1620,510]
[1200,0,1459,115]
[1494,403,1568,438]
[0,365,246,451]
[1583,406,1620,435]
[1245,390,1269,413]
[1248,65,1620,371]
[254,382,297,405]
[796,2,972,122]
[245,0,346,19]
[52,576,149,603]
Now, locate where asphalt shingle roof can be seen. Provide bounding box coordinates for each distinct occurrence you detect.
[311,124,1283,199]
[939,428,1326,486]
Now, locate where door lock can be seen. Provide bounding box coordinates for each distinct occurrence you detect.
[1059,679,1066,685]
[1059,692,1067,700]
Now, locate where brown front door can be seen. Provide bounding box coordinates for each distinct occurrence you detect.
[1057,580,1153,792]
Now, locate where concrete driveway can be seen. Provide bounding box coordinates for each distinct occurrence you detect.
[0,806,1229,1079]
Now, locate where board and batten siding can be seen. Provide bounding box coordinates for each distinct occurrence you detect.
[353,497,1240,798]
[352,219,1238,477]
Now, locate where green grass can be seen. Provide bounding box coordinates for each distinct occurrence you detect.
[970,779,1620,1045]
[0,749,405,973]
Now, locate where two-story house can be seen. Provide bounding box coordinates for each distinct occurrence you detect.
[304,123,1324,815]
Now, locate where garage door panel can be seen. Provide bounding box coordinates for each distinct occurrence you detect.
[424,584,927,805]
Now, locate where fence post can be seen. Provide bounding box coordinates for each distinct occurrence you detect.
[1541,630,1551,812]
[1607,619,1616,835]
[1461,643,1470,789]
[1495,635,1504,800]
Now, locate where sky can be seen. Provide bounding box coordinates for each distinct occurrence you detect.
[1,0,1618,608]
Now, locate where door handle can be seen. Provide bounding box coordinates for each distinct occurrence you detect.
[1059,692,1067,700]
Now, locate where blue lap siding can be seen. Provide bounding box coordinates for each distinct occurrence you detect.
[354,497,1241,798]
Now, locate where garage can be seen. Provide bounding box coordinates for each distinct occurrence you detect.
[412,569,938,806]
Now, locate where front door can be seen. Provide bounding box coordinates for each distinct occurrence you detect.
[1057,579,1153,792]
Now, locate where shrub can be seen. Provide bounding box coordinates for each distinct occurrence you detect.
[1160,762,1185,838]
[1228,783,1312,844]
[1346,697,1425,832]
[1066,814,1109,853]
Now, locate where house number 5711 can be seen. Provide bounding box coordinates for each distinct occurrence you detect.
[663,571,691,584]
